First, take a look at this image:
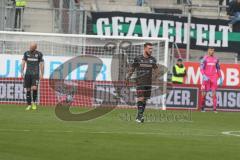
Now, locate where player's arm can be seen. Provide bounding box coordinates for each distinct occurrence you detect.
[39,53,44,79]
[151,62,160,85]
[21,60,26,78]
[152,59,167,85]
[200,57,206,75]
[125,57,138,83]
[126,66,135,80]
[216,59,221,78]
[200,57,209,81]
[40,62,44,79]
[216,59,223,85]
[21,52,27,78]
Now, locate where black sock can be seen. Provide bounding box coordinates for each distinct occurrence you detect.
[32,90,37,103]
[26,91,31,105]
[137,101,144,119]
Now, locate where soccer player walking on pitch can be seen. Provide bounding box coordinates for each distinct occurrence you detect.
[21,43,44,110]
[200,47,223,113]
[126,43,158,123]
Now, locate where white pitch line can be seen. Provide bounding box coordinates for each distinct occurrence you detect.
[1,129,239,138]
[88,131,219,137]
[0,129,72,133]
[45,130,73,133]
[0,129,216,136]
[222,131,240,137]
[0,129,31,132]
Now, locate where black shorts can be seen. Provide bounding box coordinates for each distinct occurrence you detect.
[24,74,39,88]
[136,85,152,99]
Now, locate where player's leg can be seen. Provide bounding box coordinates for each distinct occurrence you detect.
[24,74,32,110]
[212,90,217,113]
[31,75,39,110]
[25,88,32,110]
[136,97,145,123]
[136,86,151,123]
[211,78,218,113]
[200,91,206,112]
[200,81,209,112]
[136,86,146,122]
[31,86,38,110]
[142,86,152,120]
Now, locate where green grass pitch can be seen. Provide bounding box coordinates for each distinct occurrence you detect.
[0,104,240,160]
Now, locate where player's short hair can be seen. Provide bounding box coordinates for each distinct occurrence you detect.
[144,42,153,48]
[208,46,215,50]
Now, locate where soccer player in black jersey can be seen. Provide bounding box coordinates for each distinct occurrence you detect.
[126,42,158,123]
[21,43,44,110]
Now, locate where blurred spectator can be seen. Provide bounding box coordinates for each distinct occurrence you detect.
[219,0,224,12]
[227,0,240,28]
[137,0,144,6]
[6,0,16,6]
[177,0,192,4]
[171,58,187,84]
[187,0,192,4]
[14,0,26,29]
[219,0,224,5]
[219,0,233,12]
[74,0,81,6]
[219,0,232,6]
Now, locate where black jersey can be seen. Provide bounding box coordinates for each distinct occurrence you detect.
[131,55,157,85]
[23,50,44,76]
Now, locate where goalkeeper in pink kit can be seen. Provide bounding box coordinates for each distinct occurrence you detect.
[200,47,223,112]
